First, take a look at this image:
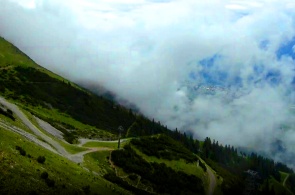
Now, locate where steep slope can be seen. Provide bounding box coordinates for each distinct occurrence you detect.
[0,37,136,136]
[107,135,206,195]
[0,98,129,194]
[0,96,207,194]
[1,36,294,195]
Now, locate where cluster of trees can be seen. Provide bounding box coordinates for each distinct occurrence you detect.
[286,174,295,193]
[130,135,198,163]
[275,162,294,173]
[111,144,204,195]
[125,120,202,159]
[125,117,170,138]
[122,120,295,194]
[15,146,26,156]
[202,137,238,163]
[40,171,55,188]
[205,158,245,194]
[0,107,15,121]
[169,128,200,154]
[37,156,46,164]
[198,137,295,194]
[200,137,285,181]
[248,153,281,180]
[198,160,207,172]
[0,65,194,143]
[0,66,135,134]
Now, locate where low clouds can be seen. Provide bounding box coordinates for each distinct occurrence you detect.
[1,0,295,166]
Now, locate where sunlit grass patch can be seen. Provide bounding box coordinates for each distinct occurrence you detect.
[0,127,126,194]
[83,141,125,149]
[83,150,114,175]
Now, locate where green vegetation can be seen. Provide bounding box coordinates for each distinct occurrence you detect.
[0,107,15,121]
[280,171,289,185]
[266,177,293,195]
[0,37,79,83]
[0,37,37,68]
[24,105,115,141]
[131,145,205,179]
[104,172,152,195]
[0,111,33,134]
[41,171,49,179]
[0,65,135,135]
[21,109,89,154]
[205,158,244,194]
[37,156,46,164]
[285,174,295,194]
[1,36,295,195]
[83,141,118,149]
[131,134,198,163]
[112,144,204,195]
[128,135,205,179]
[83,140,128,149]
[60,141,88,154]
[0,127,126,194]
[15,146,26,156]
[83,150,113,175]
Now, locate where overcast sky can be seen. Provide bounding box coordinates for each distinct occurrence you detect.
[1,0,295,167]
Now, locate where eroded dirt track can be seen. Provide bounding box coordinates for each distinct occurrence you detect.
[0,96,113,163]
[207,166,216,195]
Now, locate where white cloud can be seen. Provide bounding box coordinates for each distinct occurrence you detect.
[8,0,37,9]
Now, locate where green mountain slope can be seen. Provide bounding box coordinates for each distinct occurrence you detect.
[0,37,172,141]
[0,37,209,194]
[0,37,136,136]
[0,127,124,195]
[109,135,206,194]
[0,36,294,195]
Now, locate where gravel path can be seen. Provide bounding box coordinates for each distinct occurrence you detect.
[78,138,128,147]
[0,97,68,156]
[0,96,113,164]
[0,120,57,154]
[207,166,216,195]
[34,116,64,139]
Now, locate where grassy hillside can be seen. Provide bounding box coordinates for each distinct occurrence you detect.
[0,37,173,141]
[0,37,36,68]
[110,135,205,195]
[0,127,126,195]
[130,134,198,162]
[0,65,135,134]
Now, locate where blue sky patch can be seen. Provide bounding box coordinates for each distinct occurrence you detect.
[253,65,264,75]
[276,37,295,60]
[265,70,281,85]
[199,54,221,68]
[259,40,269,50]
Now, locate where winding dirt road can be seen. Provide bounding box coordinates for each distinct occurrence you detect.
[78,138,128,147]
[1,96,217,194]
[0,97,68,155]
[207,166,216,195]
[0,120,57,154]
[0,96,112,163]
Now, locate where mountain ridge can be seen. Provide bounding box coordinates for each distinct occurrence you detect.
[0,36,294,194]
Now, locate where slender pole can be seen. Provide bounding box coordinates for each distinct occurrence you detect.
[118,126,124,149]
[118,131,121,149]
